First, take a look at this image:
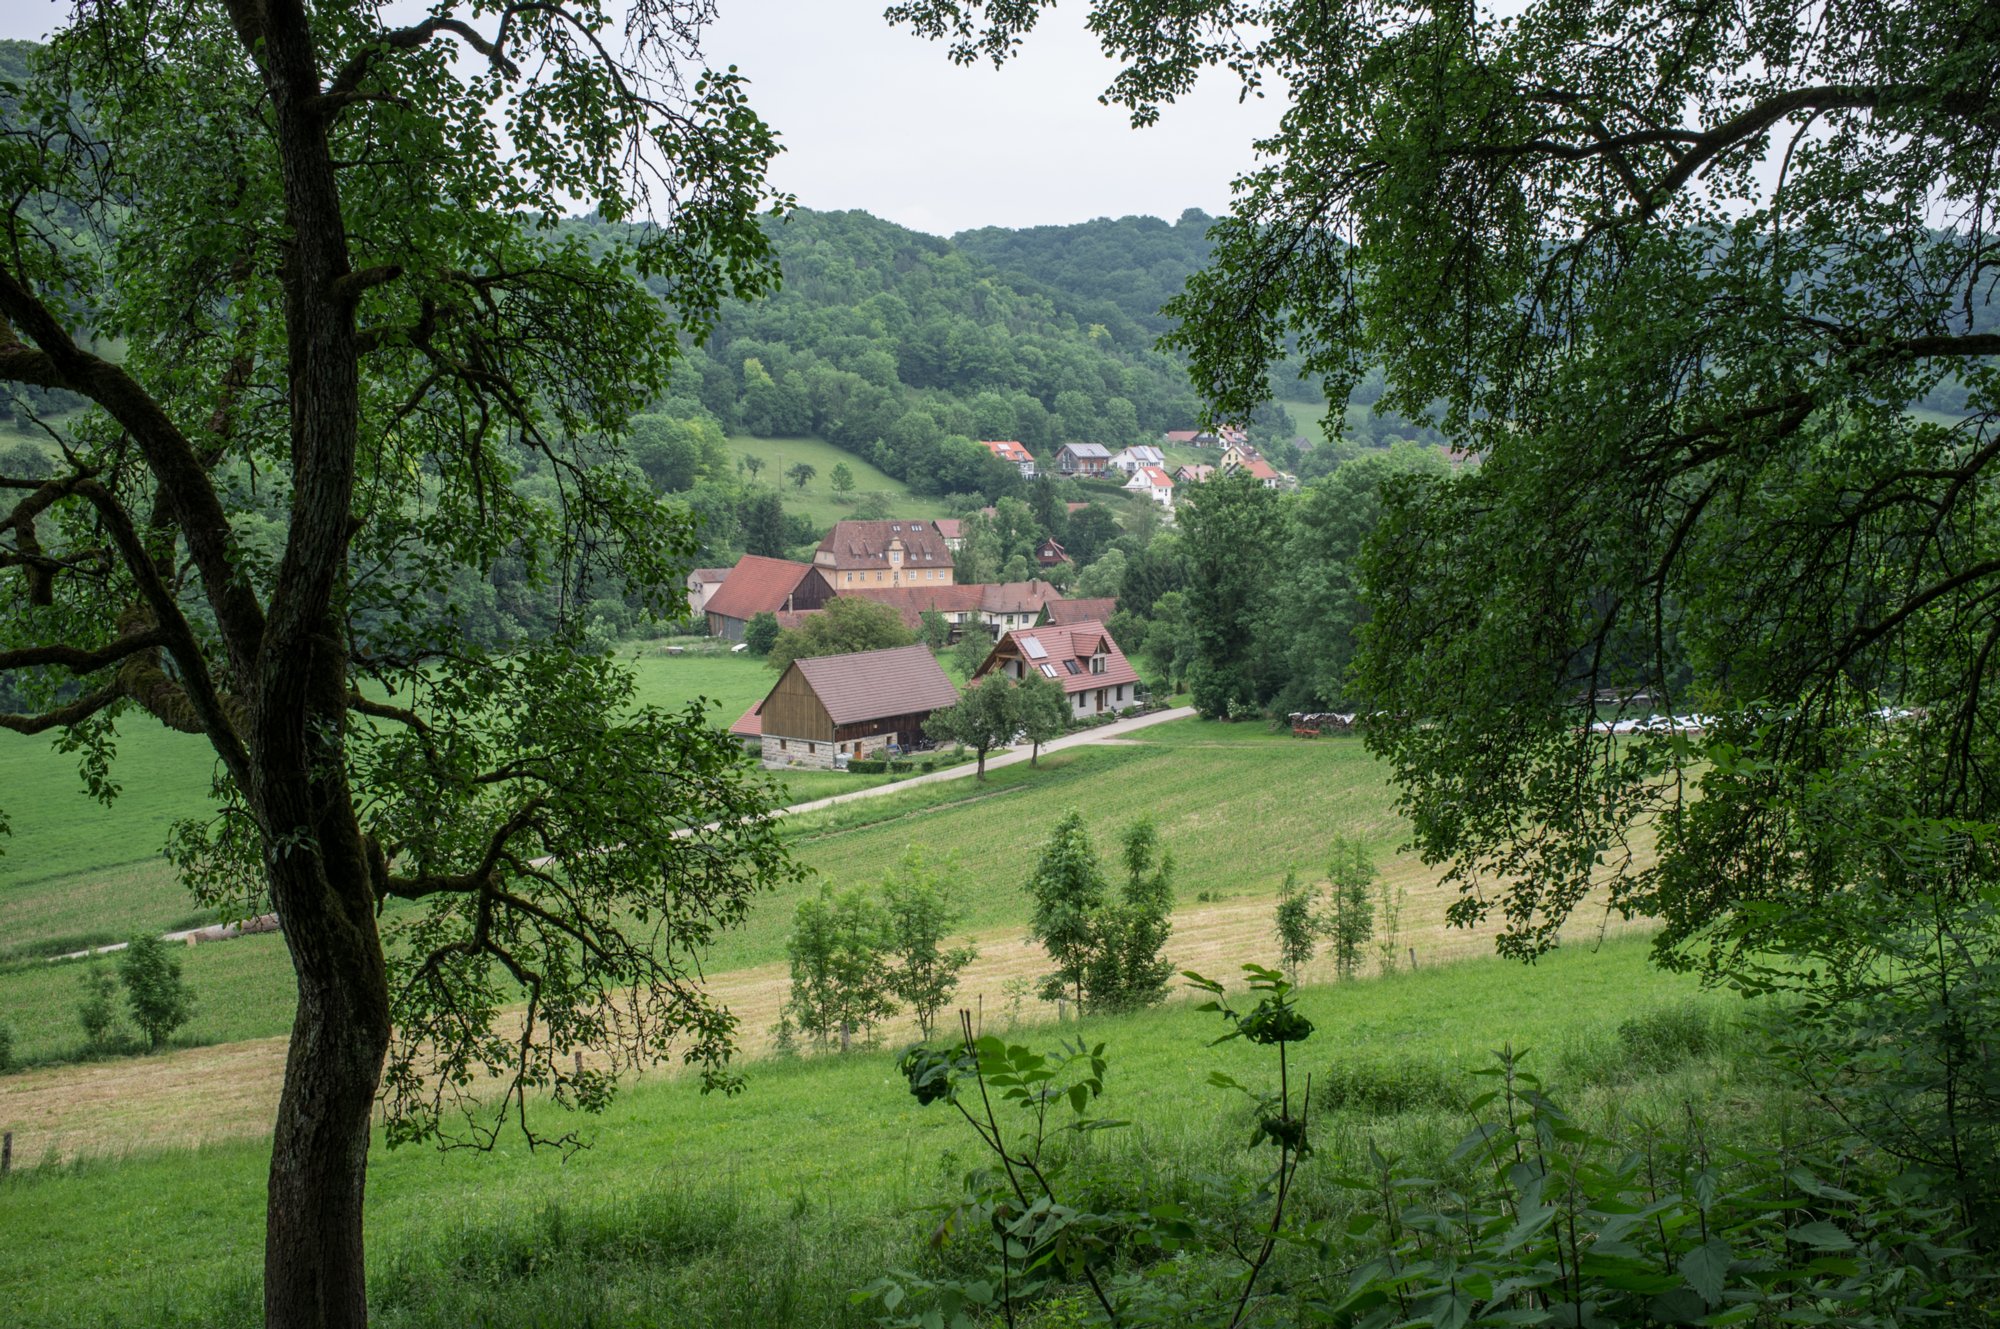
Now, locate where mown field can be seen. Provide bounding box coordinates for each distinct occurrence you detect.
[725,434,953,526]
[0,932,1756,1328]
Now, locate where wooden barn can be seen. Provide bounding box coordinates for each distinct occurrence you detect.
[738,643,960,770]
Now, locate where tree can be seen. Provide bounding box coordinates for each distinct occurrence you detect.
[918,608,953,651]
[118,933,194,1050]
[829,461,856,494]
[888,0,2000,986]
[783,884,895,1051]
[951,627,994,681]
[1324,837,1377,982]
[924,674,1017,779]
[741,453,767,482]
[1273,872,1317,978]
[1012,667,1070,764]
[1178,471,1286,718]
[0,8,793,1321]
[77,965,122,1048]
[1024,809,1110,1011]
[879,846,979,1040]
[1084,818,1176,1012]
[744,611,782,657]
[766,596,917,673]
[786,461,817,490]
[739,489,789,558]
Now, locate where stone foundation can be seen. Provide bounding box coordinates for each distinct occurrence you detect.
[761,730,900,771]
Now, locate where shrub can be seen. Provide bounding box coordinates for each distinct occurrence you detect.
[848,757,887,774]
[118,934,194,1051]
[77,966,122,1048]
[1317,1054,1464,1115]
[0,1015,13,1072]
[1616,999,1723,1073]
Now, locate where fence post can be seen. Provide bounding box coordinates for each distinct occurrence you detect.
[1408,947,1418,970]
[573,1050,584,1078]
[976,993,983,1036]
[2,1131,11,1175]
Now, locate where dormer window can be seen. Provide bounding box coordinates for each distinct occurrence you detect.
[1090,655,1106,675]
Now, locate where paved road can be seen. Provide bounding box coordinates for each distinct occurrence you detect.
[773,705,1198,818]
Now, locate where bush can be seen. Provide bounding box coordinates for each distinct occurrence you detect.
[1616,999,1723,1073]
[1317,1054,1464,1115]
[77,966,121,1048]
[847,757,887,774]
[118,934,194,1051]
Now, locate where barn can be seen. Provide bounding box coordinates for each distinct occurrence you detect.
[739,643,960,770]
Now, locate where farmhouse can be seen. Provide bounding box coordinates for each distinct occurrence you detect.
[932,517,966,551]
[976,621,1142,720]
[1035,536,1071,567]
[812,519,956,590]
[1040,596,1117,626]
[981,439,1037,478]
[704,555,833,641]
[1175,462,1215,484]
[741,643,960,770]
[1052,442,1112,476]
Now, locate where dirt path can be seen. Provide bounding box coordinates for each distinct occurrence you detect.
[0,853,1645,1167]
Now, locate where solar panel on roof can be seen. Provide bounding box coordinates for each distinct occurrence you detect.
[1022,638,1048,660]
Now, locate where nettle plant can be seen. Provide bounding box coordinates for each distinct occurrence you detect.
[869,971,1984,1329]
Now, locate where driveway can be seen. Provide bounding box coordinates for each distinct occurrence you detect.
[774,705,1197,818]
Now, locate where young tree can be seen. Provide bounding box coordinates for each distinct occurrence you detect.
[925,675,1017,779]
[118,934,194,1050]
[1324,837,1378,982]
[0,8,794,1320]
[951,627,994,680]
[1024,809,1110,1010]
[1085,818,1176,1012]
[741,453,767,482]
[879,846,979,1040]
[743,611,782,657]
[786,461,817,490]
[829,461,856,494]
[1273,871,1318,979]
[918,608,954,651]
[1012,667,1070,764]
[77,966,122,1048]
[783,883,895,1051]
[766,596,917,673]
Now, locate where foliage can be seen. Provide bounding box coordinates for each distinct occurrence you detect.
[951,629,993,680]
[829,461,855,494]
[118,933,193,1051]
[1323,837,1377,981]
[785,462,817,490]
[766,597,917,673]
[918,609,953,650]
[1084,819,1176,1013]
[743,611,782,657]
[0,1013,11,1072]
[878,846,979,1041]
[783,883,895,1051]
[925,675,1018,779]
[1273,871,1316,977]
[77,965,122,1048]
[1013,668,1071,763]
[1024,810,1112,1010]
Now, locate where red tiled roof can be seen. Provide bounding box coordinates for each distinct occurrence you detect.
[981,440,1034,464]
[789,644,960,725]
[932,518,964,540]
[842,584,985,630]
[774,609,819,630]
[812,520,954,572]
[1244,459,1281,480]
[706,555,814,623]
[980,579,1061,615]
[729,702,763,738]
[1128,466,1174,488]
[979,621,1140,696]
[1163,430,1201,444]
[1044,597,1117,625]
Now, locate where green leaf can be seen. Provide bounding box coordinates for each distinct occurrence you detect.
[1678,1238,1732,1308]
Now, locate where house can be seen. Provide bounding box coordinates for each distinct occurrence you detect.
[1052,442,1112,476]
[1036,536,1071,568]
[685,566,731,618]
[932,517,966,552]
[1124,465,1175,509]
[1109,445,1165,475]
[703,555,833,641]
[1039,597,1117,627]
[1162,429,1204,446]
[1238,457,1287,489]
[1221,443,1289,489]
[812,519,955,590]
[737,643,961,770]
[1220,440,1262,471]
[1175,463,1215,485]
[975,621,1142,720]
[839,584,987,637]
[978,579,1062,636]
[980,440,1037,479]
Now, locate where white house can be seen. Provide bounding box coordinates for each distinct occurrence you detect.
[1123,465,1175,509]
[1109,444,1166,476]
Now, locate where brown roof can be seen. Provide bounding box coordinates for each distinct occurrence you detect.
[705,555,816,623]
[1044,597,1117,625]
[812,520,954,573]
[790,644,960,725]
[689,566,732,585]
[774,610,818,630]
[843,584,985,630]
[932,518,964,540]
[980,579,1062,615]
[979,621,1141,696]
[729,702,763,738]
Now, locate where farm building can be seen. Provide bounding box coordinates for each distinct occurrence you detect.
[685,566,731,618]
[737,643,961,770]
[1040,597,1117,627]
[812,520,956,590]
[704,555,833,641]
[975,621,1142,720]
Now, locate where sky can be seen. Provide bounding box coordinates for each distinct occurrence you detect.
[0,0,1282,238]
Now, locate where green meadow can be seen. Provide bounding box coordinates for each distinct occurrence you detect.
[0,933,1757,1329]
[726,434,953,527]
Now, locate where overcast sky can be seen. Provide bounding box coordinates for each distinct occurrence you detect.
[1,0,1281,238]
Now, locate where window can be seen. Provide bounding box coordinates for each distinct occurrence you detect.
[1115,685,1124,701]
[1091,655,1105,675]
[1063,659,1080,675]
[779,739,788,751]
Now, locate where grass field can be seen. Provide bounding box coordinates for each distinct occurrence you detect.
[0,932,1758,1328]
[725,434,954,527]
